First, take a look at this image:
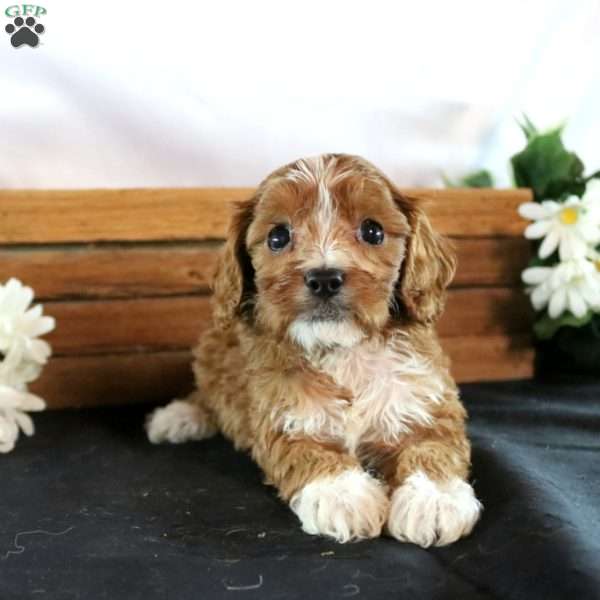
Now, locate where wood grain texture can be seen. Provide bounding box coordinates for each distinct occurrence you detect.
[452,237,530,287]
[440,288,532,337]
[0,237,530,300]
[0,187,531,244]
[402,188,531,237]
[43,296,212,355]
[41,288,531,356]
[32,334,533,409]
[0,188,253,244]
[30,351,194,409]
[0,245,221,299]
[1,186,534,406]
[443,334,534,382]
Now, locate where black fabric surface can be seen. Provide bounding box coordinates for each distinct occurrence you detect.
[1,377,599,600]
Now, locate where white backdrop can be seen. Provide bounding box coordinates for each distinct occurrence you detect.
[1,0,599,189]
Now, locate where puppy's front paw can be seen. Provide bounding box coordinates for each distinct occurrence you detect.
[387,471,482,547]
[146,400,217,444]
[290,469,389,543]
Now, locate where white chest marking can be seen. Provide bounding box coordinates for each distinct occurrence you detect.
[281,338,445,452]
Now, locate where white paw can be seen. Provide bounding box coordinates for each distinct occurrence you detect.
[290,469,389,543]
[146,400,216,444]
[387,471,482,547]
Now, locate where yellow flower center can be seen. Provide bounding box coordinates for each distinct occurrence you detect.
[595,260,600,273]
[559,207,579,225]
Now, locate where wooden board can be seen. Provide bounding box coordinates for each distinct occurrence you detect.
[31,334,534,410]
[452,237,529,287]
[30,351,194,410]
[1,186,534,404]
[440,288,532,337]
[44,296,211,355]
[0,187,530,244]
[443,334,534,382]
[0,237,530,300]
[0,245,221,299]
[39,288,531,356]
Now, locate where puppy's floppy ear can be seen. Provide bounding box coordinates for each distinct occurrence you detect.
[392,190,457,325]
[212,196,257,330]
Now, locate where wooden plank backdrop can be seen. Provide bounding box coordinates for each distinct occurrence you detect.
[1,188,528,243]
[0,188,533,408]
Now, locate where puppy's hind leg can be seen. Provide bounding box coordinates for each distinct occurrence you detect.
[146,389,218,444]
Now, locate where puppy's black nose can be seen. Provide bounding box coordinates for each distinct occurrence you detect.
[304,268,345,298]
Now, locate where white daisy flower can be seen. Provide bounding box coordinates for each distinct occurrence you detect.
[0,345,43,389]
[0,278,55,370]
[0,384,45,453]
[518,195,600,260]
[0,278,55,454]
[522,258,600,318]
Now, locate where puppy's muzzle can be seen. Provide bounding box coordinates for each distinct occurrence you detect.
[304,268,345,299]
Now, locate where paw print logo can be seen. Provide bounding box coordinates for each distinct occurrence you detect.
[5,16,45,48]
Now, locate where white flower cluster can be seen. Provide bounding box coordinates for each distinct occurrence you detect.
[0,278,55,453]
[518,180,600,319]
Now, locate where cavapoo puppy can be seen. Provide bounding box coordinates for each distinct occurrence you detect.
[146,153,482,546]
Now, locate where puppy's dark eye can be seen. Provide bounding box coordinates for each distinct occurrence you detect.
[359,219,384,245]
[267,224,291,252]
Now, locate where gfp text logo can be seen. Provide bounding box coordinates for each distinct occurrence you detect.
[5,4,46,47]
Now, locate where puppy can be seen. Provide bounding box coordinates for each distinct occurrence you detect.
[147,154,482,546]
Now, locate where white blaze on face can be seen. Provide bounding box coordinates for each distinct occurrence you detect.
[285,155,362,350]
[286,155,354,268]
[285,155,326,186]
[316,178,337,262]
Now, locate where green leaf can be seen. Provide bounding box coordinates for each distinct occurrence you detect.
[517,114,539,141]
[525,255,557,270]
[584,169,600,183]
[443,169,494,188]
[510,125,585,201]
[533,311,594,340]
